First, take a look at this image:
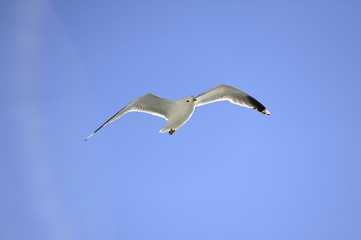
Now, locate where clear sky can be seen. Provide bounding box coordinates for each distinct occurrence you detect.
[2,0,361,239]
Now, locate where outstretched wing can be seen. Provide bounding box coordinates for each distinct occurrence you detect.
[195,84,270,115]
[85,94,174,141]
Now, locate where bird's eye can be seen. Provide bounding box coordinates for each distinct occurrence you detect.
[186,100,189,102]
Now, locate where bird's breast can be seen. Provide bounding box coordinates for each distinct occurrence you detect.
[169,102,195,127]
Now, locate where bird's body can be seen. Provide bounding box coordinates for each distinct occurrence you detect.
[159,96,196,134]
[85,84,270,140]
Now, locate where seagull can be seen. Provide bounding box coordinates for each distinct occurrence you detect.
[85,84,270,140]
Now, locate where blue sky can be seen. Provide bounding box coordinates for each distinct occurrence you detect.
[2,0,361,239]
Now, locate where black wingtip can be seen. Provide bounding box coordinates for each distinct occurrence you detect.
[246,95,269,114]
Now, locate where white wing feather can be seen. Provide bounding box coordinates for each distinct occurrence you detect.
[85,94,174,140]
[195,84,270,115]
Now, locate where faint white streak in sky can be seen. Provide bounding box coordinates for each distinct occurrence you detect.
[12,0,77,239]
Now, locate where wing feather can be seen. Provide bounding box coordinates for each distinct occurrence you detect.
[195,84,270,115]
[85,94,174,140]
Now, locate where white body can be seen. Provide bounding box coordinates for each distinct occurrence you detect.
[160,96,196,133]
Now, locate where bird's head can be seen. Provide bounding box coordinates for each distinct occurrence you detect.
[184,96,197,103]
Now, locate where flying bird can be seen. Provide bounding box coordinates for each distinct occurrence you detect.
[85,84,270,140]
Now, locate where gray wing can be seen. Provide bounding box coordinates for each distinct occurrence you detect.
[85,94,174,141]
[195,84,270,115]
